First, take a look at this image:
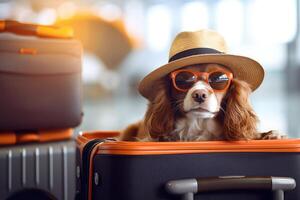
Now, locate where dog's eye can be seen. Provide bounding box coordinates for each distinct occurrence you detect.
[175,71,196,90]
[209,72,229,90]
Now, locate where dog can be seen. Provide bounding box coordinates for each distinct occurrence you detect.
[120,29,285,141]
[121,63,284,141]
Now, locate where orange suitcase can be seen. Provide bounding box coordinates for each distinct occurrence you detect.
[0,129,73,146]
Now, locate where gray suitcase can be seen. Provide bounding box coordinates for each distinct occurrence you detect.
[0,140,76,200]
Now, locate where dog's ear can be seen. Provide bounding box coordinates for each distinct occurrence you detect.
[220,79,259,140]
[144,80,174,140]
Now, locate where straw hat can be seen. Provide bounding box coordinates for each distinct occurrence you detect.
[138,29,264,101]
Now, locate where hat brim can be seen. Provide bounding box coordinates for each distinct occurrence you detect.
[138,54,264,101]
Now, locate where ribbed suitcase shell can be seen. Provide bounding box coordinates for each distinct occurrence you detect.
[76,131,300,200]
[0,140,76,200]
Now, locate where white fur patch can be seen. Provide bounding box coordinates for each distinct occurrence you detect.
[183,81,219,117]
[173,116,223,141]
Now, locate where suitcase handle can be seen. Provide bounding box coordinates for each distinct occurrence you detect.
[166,176,296,200]
[0,20,73,39]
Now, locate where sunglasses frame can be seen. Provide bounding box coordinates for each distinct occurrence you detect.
[170,69,233,92]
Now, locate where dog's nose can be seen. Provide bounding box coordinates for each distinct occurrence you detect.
[192,89,208,103]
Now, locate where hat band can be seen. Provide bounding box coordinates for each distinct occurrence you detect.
[169,47,222,62]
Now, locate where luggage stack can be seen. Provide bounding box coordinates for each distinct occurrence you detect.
[0,20,82,200]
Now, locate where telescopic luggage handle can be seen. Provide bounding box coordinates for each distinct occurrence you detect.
[166,176,296,200]
[0,20,73,39]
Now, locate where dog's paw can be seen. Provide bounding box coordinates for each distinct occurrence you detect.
[260,130,287,140]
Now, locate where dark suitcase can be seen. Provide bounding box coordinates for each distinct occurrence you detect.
[0,130,76,200]
[0,20,82,131]
[76,131,299,200]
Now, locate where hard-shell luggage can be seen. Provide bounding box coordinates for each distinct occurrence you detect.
[76,131,299,200]
[0,129,76,200]
[0,20,82,131]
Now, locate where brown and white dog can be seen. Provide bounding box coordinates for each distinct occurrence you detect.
[121,63,284,141]
[120,30,284,141]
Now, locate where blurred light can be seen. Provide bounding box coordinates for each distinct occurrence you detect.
[254,98,287,133]
[215,0,243,47]
[37,8,57,25]
[83,53,120,90]
[180,1,208,31]
[83,53,103,84]
[97,3,122,22]
[146,4,171,51]
[0,2,12,18]
[124,0,145,47]
[14,5,36,23]
[235,44,286,70]
[57,1,77,20]
[249,0,297,44]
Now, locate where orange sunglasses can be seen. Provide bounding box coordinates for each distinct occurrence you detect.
[170,69,233,92]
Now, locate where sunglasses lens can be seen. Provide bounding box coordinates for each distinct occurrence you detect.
[209,72,230,90]
[175,71,196,90]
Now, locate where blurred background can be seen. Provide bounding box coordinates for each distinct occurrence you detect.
[1,0,299,137]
